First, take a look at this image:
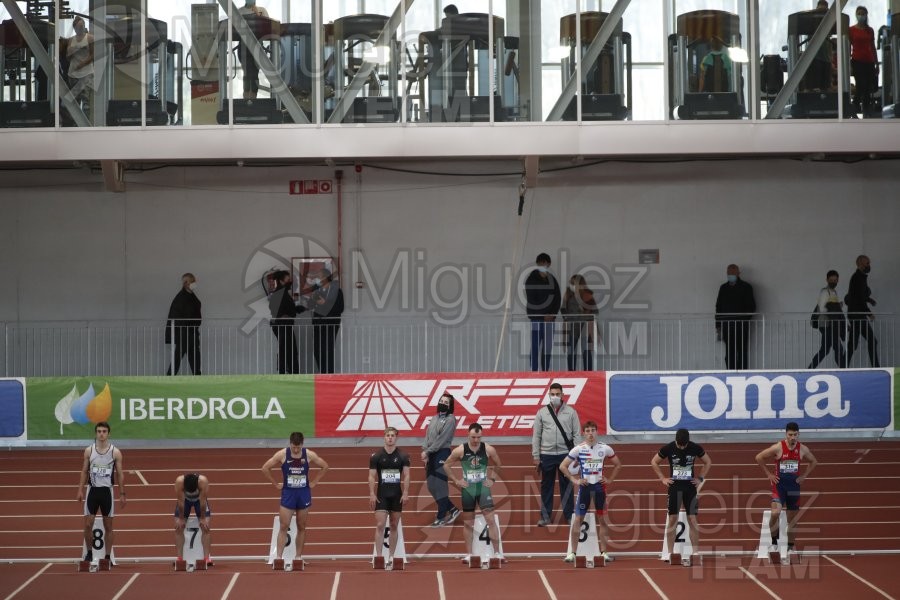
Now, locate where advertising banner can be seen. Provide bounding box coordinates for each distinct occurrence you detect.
[0,378,26,440]
[314,372,606,437]
[608,370,892,434]
[26,376,314,440]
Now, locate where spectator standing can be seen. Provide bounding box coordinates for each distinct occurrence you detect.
[524,253,561,371]
[307,269,344,374]
[269,270,299,374]
[849,6,879,117]
[561,274,598,371]
[715,264,757,370]
[166,273,202,375]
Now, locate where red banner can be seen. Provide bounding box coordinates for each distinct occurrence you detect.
[313,372,606,437]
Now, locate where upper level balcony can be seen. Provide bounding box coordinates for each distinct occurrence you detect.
[1,0,899,164]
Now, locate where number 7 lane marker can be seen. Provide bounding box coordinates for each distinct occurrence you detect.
[823,556,896,599]
[111,574,140,600]
[3,563,51,600]
[639,568,670,600]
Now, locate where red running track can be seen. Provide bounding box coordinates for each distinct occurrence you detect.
[1,441,898,600]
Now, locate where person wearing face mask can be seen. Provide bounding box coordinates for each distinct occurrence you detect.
[269,270,300,374]
[532,382,581,526]
[561,274,598,371]
[845,255,879,367]
[524,253,561,371]
[849,6,879,117]
[64,16,94,123]
[420,393,461,527]
[166,273,202,375]
[715,264,757,370]
[808,270,847,369]
[302,269,344,374]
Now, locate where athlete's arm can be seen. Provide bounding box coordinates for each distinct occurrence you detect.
[261,449,286,489]
[76,446,90,501]
[695,453,712,487]
[198,476,211,530]
[484,444,502,487]
[368,467,378,509]
[798,446,818,484]
[650,453,672,487]
[307,450,330,488]
[400,465,411,504]
[114,447,126,506]
[604,454,622,485]
[443,446,464,488]
[755,443,780,484]
[173,477,185,527]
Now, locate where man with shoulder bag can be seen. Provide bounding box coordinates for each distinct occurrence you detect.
[532,382,581,526]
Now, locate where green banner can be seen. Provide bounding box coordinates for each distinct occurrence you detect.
[26,376,314,440]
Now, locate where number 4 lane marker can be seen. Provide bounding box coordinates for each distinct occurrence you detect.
[4,563,51,600]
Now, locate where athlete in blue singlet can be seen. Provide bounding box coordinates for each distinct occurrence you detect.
[262,432,330,561]
[174,473,212,566]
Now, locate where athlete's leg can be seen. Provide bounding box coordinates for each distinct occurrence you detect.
[462,511,475,556]
[769,501,782,544]
[200,513,212,559]
[295,509,309,557]
[276,506,294,558]
[374,510,388,553]
[568,513,584,555]
[665,488,679,556]
[482,508,501,556]
[387,511,401,557]
[687,515,700,553]
[174,516,186,558]
[101,516,115,557]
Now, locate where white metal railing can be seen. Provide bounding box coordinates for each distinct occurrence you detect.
[1,314,895,377]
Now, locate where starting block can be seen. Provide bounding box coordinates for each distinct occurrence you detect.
[174,560,187,572]
[574,555,600,568]
[272,559,285,571]
[373,556,385,570]
[285,559,305,572]
[756,510,789,564]
[392,557,405,571]
[77,561,93,573]
[669,553,681,565]
[98,559,111,571]
[195,559,208,571]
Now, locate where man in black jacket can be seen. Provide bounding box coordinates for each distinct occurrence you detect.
[269,270,299,374]
[846,255,879,367]
[524,253,561,371]
[715,264,756,370]
[166,273,202,375]
[306,269,344,374]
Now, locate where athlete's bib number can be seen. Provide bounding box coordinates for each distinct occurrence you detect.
[381,469,401,484]
[287,474,307,488]
[465,471,486,484]
[779,460,799,474]
[91,463,112,477]
[672,466,693,481]
[582,460,603,484]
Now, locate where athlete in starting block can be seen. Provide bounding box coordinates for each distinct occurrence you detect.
[444,423,505,567]
[262,432,330,570]
[561,421,621,567]
[756,422,817,564]
[369,427,411,570]
[651,428,712,567]
[174,473,212,570]
[76,421,125,569]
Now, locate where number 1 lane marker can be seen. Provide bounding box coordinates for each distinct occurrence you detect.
[638,568,669,600]
[823,556,896,599]
[3,563,51,600]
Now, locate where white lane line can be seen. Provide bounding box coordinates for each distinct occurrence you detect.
[639,568,670,600]
[329,572,341,600]
[739,567,782,599]
[537,570,558,600]
[220,573,240,600]
[111,573,139,600]
[436,571,446,600]
[823,555,896,599]
[854,450,871,464]
[3,563,51,600]
[132,470,149,486]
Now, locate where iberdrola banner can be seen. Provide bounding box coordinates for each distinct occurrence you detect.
[26,375,314,440]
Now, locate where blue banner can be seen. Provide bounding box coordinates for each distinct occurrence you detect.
[608,370,893,433]
[0,379,26,438]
